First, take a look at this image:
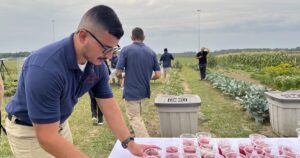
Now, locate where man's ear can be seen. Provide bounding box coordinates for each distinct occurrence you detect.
[78,30,88,44]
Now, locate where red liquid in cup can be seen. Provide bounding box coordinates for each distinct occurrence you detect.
[184,146,197,153]
[184,154,198,158]
[199,137,210,145]
[166,153,180,158]
[166,146,178,153]
[183,140,195,146]
[239,144,246,155]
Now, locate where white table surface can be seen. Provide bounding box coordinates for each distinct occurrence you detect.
[108,137,300,158]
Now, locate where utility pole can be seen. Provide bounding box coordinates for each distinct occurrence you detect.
[197,9,201,51]
[51,19,55,42]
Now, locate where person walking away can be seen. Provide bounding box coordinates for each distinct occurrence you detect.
[159,48,174,80]
[196,47,209,80]
[116,27,161,137]
[89,59,111,126]
[110,51,122,86]
[89,91,104,126]
[4,5,158,158]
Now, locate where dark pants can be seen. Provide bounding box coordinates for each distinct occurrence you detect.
[89,92,103,123]
[199,64,206,80]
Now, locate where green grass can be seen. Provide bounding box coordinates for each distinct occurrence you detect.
[0,57,278,158]
[0,84,128,158]
[180,66,276,137]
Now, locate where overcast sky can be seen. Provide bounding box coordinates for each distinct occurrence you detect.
[1,0,300,53]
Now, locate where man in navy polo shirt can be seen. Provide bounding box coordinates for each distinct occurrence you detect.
[5,5,156,158]
[116,27,161,137]
[159,48,174,80]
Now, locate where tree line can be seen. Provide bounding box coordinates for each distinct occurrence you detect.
[0,51,31,59]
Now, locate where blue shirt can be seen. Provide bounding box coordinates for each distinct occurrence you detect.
[116,42,160,100]
[110,56,118,69]
[160,52,174,68]
[5,34,112,124]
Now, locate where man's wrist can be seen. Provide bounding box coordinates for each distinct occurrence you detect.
[127,140,135,150]
[121,136,134,149]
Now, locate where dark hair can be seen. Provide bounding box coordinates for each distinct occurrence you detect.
[164,48,168,52]
[85,5,124,39]
[131,27,144,40]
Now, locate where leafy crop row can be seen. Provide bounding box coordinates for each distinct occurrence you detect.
[206,73,269,124]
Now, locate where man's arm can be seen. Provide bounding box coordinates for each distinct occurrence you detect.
[97,98,156,156]
[170,54,174,60]
[33,122,88,158]
[151,71,161,80]
[196,52,202,59]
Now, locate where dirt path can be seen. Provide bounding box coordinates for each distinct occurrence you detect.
[182,80,191,93]
[213,68,262,85]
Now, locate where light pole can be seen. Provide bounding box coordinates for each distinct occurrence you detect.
[51,19,55,42]
[197,9,201,51]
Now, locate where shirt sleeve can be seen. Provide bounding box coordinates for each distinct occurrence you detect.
[25,66,62,124]
[116,49,126,70]
[160,55,163,62]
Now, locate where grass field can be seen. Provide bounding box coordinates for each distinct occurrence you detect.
[0,57,278,158]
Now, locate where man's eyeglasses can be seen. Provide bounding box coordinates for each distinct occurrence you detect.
[83,29,120,54]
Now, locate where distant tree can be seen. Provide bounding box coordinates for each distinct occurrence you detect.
[0,51,31,58]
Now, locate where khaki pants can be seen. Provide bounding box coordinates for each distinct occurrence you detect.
[163,67,171,79]
[5,117,73,158]
[125,100,149,137]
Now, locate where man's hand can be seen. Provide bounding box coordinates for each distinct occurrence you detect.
[127,141,161,157]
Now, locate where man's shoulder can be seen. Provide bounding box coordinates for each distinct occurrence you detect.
[28,40,68,73]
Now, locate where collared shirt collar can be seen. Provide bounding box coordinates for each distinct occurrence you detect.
[65,33,80,70]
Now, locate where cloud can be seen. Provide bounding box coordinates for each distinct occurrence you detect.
[0,0,300,53]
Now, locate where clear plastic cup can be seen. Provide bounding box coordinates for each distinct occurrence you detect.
[225,152,246,158]
[183,145,197,154]
[164,139,179,154]
[238,140,251,155]
[277,140,293,155]
[180,133,196,147]
[249,134,266,145]
[244,148,264,158]
[283,149,299,158]
[218,140,232,156]
[264,153,276,158]
[143,148,161,158]
[165,152,180,158]
[275,156,293,158]
[263,147,272,154]
[200,147,214,158]
[280,145,295,156]
[205,153,225,158]
[250,154,264,158]
[254,141,271,150]
[183,153,198,158]
[196,132,212,146]
[265,154,292,158]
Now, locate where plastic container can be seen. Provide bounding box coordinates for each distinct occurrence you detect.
[265,90,300,136]
[155,95,201,137]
